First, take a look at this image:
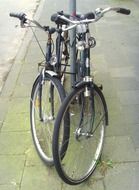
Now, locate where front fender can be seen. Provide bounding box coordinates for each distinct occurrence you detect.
[74,81,92,89]
[31,70,58,92]
[45,70,57,77]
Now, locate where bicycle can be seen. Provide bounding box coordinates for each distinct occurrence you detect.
[52,7,131,185]
[9,12,71,166]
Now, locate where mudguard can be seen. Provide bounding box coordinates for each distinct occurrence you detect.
[45,70,57,77]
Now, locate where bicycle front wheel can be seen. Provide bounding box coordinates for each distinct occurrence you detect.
[30,73,66,166]
[53,82,108,184]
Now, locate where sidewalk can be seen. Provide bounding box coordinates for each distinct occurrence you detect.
[0,0,41,93]
[0,0,139,189]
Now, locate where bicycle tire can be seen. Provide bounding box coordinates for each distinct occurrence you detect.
[30,73,67,166]
[53,82,108,184]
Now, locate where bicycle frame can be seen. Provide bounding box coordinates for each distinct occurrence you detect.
[74,25,97,137]
[45,26,69,78]
[75,24,93,85]
[45,32,53,68]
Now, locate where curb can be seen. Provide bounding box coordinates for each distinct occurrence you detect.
[0,0,45,98]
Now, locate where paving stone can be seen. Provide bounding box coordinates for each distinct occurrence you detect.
[63,179,104,190]
[12,84,32,98]
[106,97,122,115]
[125,48,139,69]
[24,54,44,66]
[128,124,139,149]
[0,155,25,185]
[20,165,62,190]
[7,97,29,114]
[21,62,37,74]
[0,0,139,190]
[0,132,31,155]
[17,71,37,86]
[25,43,45,65]
[0,184,19,190]
[2,113,30,132]
[25,145,105,188]
[93,54,108,73]
[0,98,9,122]
[104,163,139,190]
[26,147,105,189]
[123,104,139,125]
[94,43,129,71]
[102,136,139,162]
[91,181,104,190]
[94,73,110,87]
[0,60,23,98]
[117,90,139,105]
[0,121,3,130]
[106,112,129,137]
[25,145,45,167]
[112,77,139,91]
[31,30,48,41]
[110,66,135,78]
[28,41,46,55]
[94,76,117,98]
[136,148,139,158]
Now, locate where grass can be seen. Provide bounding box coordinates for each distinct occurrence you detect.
[97,158,114,176]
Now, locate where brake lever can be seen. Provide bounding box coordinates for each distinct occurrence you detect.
[20,16,27,28]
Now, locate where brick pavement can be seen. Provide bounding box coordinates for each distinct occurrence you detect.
[0,0,139,189]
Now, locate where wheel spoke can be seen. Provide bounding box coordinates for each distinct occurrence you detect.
[30,75,66,165]
[53,84,107,184]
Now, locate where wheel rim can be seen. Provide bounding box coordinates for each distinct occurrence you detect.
[31,78,61,163]
[56,87,105,183]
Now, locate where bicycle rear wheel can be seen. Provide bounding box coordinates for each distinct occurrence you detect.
[30,73,66,166]
[53,82,108,184]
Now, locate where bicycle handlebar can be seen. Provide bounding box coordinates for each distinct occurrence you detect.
[116,8,131,15]
[100,7,130,16]
[58,7,130,26]
[9,6,131,31]
[9,12,47,30]
[9,12,26,20]
[9,12,28,28]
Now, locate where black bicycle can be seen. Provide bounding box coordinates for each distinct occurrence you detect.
[9,12,70,166]
[52,7,131,184]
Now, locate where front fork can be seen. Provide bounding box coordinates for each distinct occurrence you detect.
[38,69,55,122]
[75,82,95,140]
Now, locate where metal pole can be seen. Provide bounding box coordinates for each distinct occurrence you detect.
[69,0,76,88]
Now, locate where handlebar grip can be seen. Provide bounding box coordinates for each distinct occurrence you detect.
[117,8,131,15]
[9,12,26,20]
